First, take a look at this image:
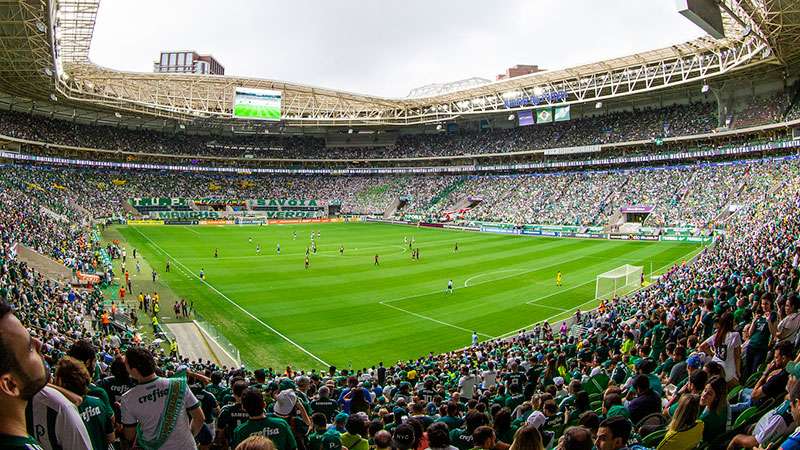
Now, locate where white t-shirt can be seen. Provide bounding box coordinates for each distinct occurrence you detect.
[704,331,742,381]
[121,377,200,450]
[481,370,497,389]
[459,374,478,398]
[28,386,93,450]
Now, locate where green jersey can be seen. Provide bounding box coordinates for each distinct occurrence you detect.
[79,395,114,450]
[233,417,297,450]
[0,434,44,450]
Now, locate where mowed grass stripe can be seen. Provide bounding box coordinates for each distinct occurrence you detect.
[116,223,702,368]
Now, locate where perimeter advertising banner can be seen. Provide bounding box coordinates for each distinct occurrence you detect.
[251,199,321,208]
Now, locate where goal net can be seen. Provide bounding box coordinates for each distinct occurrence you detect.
[595,264,643,300]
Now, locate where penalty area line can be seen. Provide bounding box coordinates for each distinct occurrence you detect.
[378,301,495,339]
[130,226,330,367]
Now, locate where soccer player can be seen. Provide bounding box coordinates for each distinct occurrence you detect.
[447,279,453,294]
[199,268,205,280]
[374,254,379,266]
[256,244,261,255]
[455,242,458,252]
[312,244,317,254]
[165,260,170,272]
[316,231,320,239]
[556,271,562,287]
[293,231,297,240]
[248,237,252,244]
[339,245,344,255]
[214,248,218,258]
[151,270,157,283]
[304,257,309,270]
[276,243,281,255]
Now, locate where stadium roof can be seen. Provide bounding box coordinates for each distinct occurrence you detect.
[0,0,798,128]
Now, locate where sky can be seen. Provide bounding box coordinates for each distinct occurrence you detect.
[89,1,705,98]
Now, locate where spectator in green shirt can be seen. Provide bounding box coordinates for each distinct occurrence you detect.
[699,376,729,444]
[233,388,297,450]
[54,356,115,450]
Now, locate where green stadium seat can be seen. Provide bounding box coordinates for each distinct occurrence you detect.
[641,428,668,448]
[727,385,743,402]
[732,406,759,431]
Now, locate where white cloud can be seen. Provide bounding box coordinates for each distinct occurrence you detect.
[89,0,704,97]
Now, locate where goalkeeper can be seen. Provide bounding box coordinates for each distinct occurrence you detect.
[556,271,562,287]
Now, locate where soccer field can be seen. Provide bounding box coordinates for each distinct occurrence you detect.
[111,222,703,370]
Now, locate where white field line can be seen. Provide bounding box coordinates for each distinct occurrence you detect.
[495,245,706,340]
[524,279,596,304]
[131,226,330,367]
[379,301,495,338]
[182,226,201,236]
[464,269,526,288]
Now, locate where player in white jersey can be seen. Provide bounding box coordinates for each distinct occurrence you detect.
[276,243,281,255]
[447,280,453,294]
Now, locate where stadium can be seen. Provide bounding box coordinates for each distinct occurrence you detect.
[1,0,800,449]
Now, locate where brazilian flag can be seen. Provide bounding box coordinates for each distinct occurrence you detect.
[536,108,553,124]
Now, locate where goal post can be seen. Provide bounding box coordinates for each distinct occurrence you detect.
[595,264,643,300]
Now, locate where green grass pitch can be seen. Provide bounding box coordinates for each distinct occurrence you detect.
[110,222,702,371]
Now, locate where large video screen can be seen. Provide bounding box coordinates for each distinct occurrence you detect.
[233,88,282,121]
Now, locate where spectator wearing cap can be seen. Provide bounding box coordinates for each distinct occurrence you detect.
[526,411,554,449]
[625,375,661,424]
[232,388,296,450]
[657,394,703,450]
[595,417,632,450]
[602,393,629,420]
[393,423,416,450]
[332,413,349,433]
[272,389,311,450]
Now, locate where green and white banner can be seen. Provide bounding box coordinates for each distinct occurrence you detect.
[536,108,553,124]
[554,105,571,122]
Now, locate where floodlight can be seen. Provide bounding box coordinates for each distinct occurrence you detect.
[701,84,710,93]
[49,94,57,102]
[595,101,603,109]
[43,67,52,77]
[348,129,353,134]
[114,112,122,118]
[179,124,186,130]
[436,124,443,131]
[508,114,515,121]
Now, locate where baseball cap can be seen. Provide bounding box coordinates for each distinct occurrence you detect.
[334,412,349,423]
[553,377,565,386]
[392,424,416,449]
[526,411,546,429]
[279,378,297,390]
[273,389,298,416]
[321,429,342,450]
[686,354,704,369]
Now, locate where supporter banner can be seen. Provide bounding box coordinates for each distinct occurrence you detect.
[620,205,654,213]
[536,108,553,124]
[251,199,321,208]
[554,106,571,122]
[130,197,188,208]
[269,218,332,225]
[151,211,221,219]
[264,211,323,219]
[127,219,165,225]
[194,198,246,206]
[199,220,234,225]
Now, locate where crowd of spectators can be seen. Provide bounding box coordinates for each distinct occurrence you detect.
[0,153,800,450]
[3,94,795,162]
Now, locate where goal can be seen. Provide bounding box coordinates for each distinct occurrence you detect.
[595,264,643,300]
